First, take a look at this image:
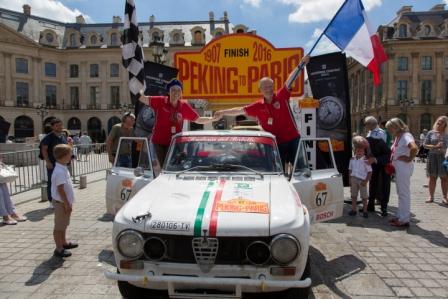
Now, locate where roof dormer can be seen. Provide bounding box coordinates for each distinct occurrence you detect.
[39,29,58,47]
[232,24,248,34]
[149,27,164,43]
[191,26,206,46]
[169,29,185,46]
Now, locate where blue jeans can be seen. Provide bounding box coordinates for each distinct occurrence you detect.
[117,154,132,168]
[0,183,15,217]
[47,167,54,202]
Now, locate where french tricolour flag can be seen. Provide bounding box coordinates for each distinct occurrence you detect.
[323,0,387,85]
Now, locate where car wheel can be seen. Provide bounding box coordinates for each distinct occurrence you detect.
[282,255,311,299]
[118,279,147,299]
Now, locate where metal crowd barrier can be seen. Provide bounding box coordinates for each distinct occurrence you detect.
[0,143,110,196]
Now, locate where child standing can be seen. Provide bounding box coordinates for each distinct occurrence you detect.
[51,144,78,257]
[349,136,372,218]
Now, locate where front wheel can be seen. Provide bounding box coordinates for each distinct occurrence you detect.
[282,255,311,299]
[118,280,147,299]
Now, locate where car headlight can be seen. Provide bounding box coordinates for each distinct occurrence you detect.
[270,234,300,265]
[144,237,166,261]
[246,241,271,266]
[117,230,144,259]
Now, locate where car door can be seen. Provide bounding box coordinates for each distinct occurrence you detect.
[105,137,154,215]
[290,138,344,223]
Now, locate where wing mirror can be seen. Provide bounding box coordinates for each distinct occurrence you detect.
[134,166,144,177]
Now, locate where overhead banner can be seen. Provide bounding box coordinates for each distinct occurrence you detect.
[307,52,352,186]
[174,33,304,100]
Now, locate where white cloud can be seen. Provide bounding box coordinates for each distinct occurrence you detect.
[277,0,382,24]
[243,0,262,8]
[0,0,93,23]
[305,28,339,55]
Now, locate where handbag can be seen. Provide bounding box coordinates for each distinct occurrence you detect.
[443,159,448,171]
[0,163,18,183]
[384,162,395,175]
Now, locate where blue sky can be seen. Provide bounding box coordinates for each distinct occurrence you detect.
[1,0,447,53]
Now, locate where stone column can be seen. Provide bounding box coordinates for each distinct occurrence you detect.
[32,57,41,106]
[80,61,87,109]
[435,51,443,104]
[4,53,13,106]
[386,53,395,106]
[100,60,108,109]
[411,52,419,104]
[59,61,67,109]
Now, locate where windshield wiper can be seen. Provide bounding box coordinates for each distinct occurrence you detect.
[176,163,263,178]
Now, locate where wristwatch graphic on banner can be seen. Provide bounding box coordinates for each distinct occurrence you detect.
[316,96,345,130]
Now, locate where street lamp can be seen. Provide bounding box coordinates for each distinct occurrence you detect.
[36,104,49,133]
[150,36,166,64]
[399,98,414,124]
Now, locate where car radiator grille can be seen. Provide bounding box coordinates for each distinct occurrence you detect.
[141,233,272,265]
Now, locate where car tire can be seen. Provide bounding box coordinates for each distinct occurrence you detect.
[282,255,311,299]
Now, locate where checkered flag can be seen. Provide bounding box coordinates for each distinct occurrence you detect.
[122,0,146,96]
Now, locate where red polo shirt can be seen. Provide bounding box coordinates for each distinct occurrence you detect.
[244,86,299,144]
[150,96,199,146]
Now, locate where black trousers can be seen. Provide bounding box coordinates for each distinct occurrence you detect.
[368,166,391,212]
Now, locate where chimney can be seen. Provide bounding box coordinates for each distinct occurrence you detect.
[113,16,121,23]
[430,4,445,11]
[76,15,86,24]
[23,4,31,16]
[396,6,412,16]
[223,11,229,33]
[209,11,214,21]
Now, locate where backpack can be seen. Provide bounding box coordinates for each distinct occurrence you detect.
[38,137,46,160]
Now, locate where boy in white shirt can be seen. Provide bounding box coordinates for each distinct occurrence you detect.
[51,144,78,257]
[349,136,372,218]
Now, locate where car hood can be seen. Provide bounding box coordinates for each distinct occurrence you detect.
[119,174,304,237]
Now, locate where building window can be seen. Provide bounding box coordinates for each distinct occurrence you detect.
[69,33,76,47]
[90,35,97,45]
[421,80,432,104]
[193,30,203,44]
[70,87,79,109]
[424,25,431,36]
[15,58,28,74]
[45,32,54,43]
[398,24,407,38]
[45,62,56,77]
[45,85,57,107]
[90,86,99,107]
[110,86,120,106]
[110,33,118,46]
[445,80,448,104]
[397,80,408,102]
[110,63,119,77]
[420,113,432,132]
[69,64,79,78]
[397,57,408,71]
[16,82,29,106]
[421,56,432,70]
[90,64,99,78]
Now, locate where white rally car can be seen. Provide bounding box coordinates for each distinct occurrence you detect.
[104,130,344,299]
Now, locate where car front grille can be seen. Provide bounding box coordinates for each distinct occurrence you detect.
[141,233,272,265]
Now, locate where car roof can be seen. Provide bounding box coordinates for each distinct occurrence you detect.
[176,130,275,138]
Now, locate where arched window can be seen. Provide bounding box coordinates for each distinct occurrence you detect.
[87,117,102,142]
[398,24,407,38]
[45,32,54,43]
[70,33,76,47]
[90,35,97,45]
[424,25,431,36]
[420,113,432,132]
[193,30,203,44]
[67,117,81,131]
[107,116,121,133]
[14,115,34,140]
[110,33,118,46]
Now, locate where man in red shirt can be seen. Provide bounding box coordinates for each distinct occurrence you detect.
[214,56,310,171]
[139,79,216,166]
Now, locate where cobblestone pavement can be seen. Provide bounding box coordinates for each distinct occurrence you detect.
[1,162,447,298]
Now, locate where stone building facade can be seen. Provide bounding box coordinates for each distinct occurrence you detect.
[347,4,448,138]
[0,5,252,142]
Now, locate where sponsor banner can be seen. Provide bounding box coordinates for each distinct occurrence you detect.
[216,199,269,214]
[175,136,276,146]
[143,61,179,96]
[307,52,352,185]
[174,33,304,100]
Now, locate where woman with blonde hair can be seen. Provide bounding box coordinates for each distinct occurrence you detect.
[423,116,448,204]
[385,118,418,227]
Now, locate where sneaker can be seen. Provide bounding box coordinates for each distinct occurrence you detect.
[381,210,388,217]
[49,201,54,209]
[54,249,72,258]
[363,212,369,218]
[3,219,18,225]
[348,210,357,216]
[63,242,78,249]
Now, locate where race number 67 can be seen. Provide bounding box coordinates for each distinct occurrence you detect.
[315,191,328,207]
[121,188,132,202]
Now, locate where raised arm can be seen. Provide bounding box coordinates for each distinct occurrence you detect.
[284,55,310,91]
[138,92,151,106]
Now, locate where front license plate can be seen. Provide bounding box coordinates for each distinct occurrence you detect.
[150,220,191,231]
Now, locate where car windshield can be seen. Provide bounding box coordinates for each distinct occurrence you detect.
[165,135,283,173]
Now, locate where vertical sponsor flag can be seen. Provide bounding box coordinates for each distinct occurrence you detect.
[122,0,146,97]
[310,0,387,85]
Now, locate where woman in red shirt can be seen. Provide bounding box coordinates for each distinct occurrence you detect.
[139,79,216,166]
